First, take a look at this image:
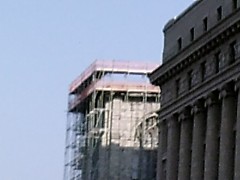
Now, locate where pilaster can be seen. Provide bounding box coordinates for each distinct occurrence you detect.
[191,99,206,180]
[234,78,240,180]
[204,92,221,180]
[218,83,236,180]
[157,120,167,180]
[166,115,180,180]
[178,108,193,180]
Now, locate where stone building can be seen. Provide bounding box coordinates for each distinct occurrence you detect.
[64,60,160,180]
[150,0,240,179]
[134,111,159,180]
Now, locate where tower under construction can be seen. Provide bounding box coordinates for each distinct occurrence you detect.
[64,60,160,180]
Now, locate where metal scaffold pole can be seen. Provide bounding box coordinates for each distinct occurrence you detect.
[64,60,160,180]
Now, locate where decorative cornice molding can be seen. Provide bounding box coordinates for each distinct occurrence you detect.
[191,99,205,115]
[151,11,240,86]
[157,59,240,121]
[219,82,235,99]
[204,91,220,107]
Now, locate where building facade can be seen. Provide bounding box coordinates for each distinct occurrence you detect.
[150,0,240,179]
[64,60,160,180]
[134,111,159,180]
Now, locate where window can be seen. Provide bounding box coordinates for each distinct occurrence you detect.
[201,61,206,82]
[229,41,237,64]
[146,119,150,128]
[215,51,221,73]
[203,17,208,32]
[233,130,236,159]
[176,78,180,97]
[188,70,193,90]
[217,6,222,21]
[177,38,182,51]
[190,28,195,42]
[233,0,238,10]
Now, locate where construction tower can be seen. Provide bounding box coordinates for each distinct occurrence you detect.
[63,60,160,180]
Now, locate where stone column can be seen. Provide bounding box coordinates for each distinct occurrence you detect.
[190,100,206,180]
[204,92,221,180]
[178,108,193,180]
[157,120,167,180]
[218,83,237,180]
[166,115,180,180]
[156,124,161,180]
[235,78,240,180]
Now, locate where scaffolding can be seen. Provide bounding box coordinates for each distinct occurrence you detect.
[134,111,159,180]
[64,60,160,180]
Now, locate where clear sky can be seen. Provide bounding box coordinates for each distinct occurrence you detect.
[0,1,193,180]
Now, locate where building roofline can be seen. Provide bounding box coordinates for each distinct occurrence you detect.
[69,60,159,93]
[163,0,203,32]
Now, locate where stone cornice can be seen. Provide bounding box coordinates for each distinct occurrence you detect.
[204,91,220,108]
[219,82,236,99]
[150,8,240,85]
[157,59,240,120]
[192,99,205,115]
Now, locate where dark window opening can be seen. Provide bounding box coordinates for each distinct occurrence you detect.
[215,51,221,73]
[233,130,236,160]
[190,28,195,42]
[177,38,182,51]
[229,41,237,64]
[233,0,238,10]
[201,61,206,82]
[188,70,193,90]
[146,119,150,128]
[203,17,208,32]
[162,159,167,180]
[217,6,222,21]
[176,78,180,97]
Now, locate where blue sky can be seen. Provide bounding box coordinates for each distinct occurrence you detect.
[0,1,193,179]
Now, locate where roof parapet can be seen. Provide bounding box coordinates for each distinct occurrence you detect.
[163,0,202,32]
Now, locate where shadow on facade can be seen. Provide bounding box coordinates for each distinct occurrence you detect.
[84,142,157,180]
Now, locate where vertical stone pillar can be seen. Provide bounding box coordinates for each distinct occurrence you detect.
[235,78,240,180]
[156,125,161,180]
[166,115,180,180]
[178,108,193,180]
[157,120,167,180]
[204,92,221,180]
[218,83,237,180]
[190,100,206,180]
